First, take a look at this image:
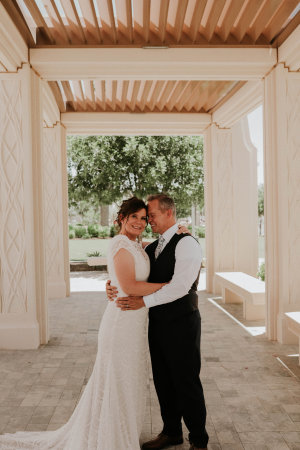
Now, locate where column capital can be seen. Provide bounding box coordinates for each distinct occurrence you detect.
[278,25,300,72]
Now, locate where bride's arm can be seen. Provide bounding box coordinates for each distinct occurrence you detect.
[114,248,165,296]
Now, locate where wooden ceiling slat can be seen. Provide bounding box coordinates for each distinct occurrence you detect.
[61,81,77,111]
[111,80,117,110]
[248,0,282,43]
[201,0,227,42]
[184,81,206,112]
[216,0,245,42]
[1,0,35,47]
[231,0,264,42]
[120,80,129,111]
[48,81,66,112]
[77,0,102,43]
[115,0,133,43]
[272,9,300,47]
[60,0,87,43]
[72,80,87,111]
[132,0,148,43]
[187,0,208,42]
[157,81,177,111]
[143,0,151,43]
[174,81,198,111]
[129,80,141,111]
[149,81,165,111]
[94,80,106,110]
[42,0,71,44]
[83,80,96,110]
[139,80,153,111]
[96,0,117,43]
[166,81,189,111]
[159,0,170,43]
[193,88,209,112]
[23,0,55,43]
[209,80,246,113]
[263,0,299,42]
[205,81,234,111]
[173,0,189,42]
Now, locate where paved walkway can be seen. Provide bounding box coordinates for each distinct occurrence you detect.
[0,272,300,449]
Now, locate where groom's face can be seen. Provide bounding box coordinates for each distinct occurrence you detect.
[147,200,169,235]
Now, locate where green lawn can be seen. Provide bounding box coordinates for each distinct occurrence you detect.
[69,236,264,261]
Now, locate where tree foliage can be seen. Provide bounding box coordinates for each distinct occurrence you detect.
[67,135,204,217]
[258,184,264,216]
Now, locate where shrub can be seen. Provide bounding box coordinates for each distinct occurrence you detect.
[110,225,117,237]
[87,251,101,257]
[69,231,75,239]
[74,226,86,238]
[98,226,109,238]
[142,224,153,238]
[257,262,265,281]
[82,233,91,239]
[88,224,99,238]
[68,224,74,231]
[196,226,205,238]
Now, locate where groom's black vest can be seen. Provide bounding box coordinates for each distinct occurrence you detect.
[145,233,200,322]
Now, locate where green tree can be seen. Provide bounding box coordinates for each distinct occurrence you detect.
[258,184,264,236]
[67,135,204,220]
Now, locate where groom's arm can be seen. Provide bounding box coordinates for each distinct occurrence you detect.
[116,236,201,311]
[142,236,202,308]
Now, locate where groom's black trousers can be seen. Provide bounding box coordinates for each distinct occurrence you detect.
[148,310,209,448]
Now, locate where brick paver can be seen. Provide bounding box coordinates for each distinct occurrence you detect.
[0,272,300,449]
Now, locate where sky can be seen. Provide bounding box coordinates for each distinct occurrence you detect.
[247,105,264,185]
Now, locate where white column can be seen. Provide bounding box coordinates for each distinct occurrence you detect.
[264,63,300,343]
[0,64,48,349]
[43,124,69,299]
[204,118,258,293]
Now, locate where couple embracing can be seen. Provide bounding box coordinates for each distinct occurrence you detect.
[0,194,208,450]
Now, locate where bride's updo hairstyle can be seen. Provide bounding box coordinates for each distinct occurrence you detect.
[115,197,148,229]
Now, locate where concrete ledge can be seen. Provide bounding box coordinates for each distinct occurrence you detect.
[215,271,265,320]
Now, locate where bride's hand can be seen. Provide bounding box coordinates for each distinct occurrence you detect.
[177,224,191,235]
[106,279,118,301]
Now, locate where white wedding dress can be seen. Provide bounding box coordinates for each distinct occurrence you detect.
[0,235,150,450]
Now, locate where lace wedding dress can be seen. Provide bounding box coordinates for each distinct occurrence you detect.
[0,235,150,450]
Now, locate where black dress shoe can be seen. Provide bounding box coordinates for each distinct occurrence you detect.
[141,432,183,449]
[189,445,208,450]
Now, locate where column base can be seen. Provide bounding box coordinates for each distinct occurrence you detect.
[0,317,40,349]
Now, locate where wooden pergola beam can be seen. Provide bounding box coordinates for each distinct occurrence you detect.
[30,47,277,81]
[61,112,211,135]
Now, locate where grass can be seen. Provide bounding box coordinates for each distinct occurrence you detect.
[69,236,265,262]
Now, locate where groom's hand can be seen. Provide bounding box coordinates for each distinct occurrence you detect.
[116,296,145,310]
[106,279,118,301]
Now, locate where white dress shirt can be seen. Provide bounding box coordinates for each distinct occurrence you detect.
[143,223,202,308]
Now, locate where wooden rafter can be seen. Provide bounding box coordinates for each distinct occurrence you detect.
[231,0,265,42]
[159,0,170,43]
[48,81,66,112]
[23,0,55,43]
[248,0,282,43]
[77,0,102,43]
[263,0,300,42]
[216,0,245,42]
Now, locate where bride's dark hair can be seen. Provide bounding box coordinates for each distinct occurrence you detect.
[115,197,148,228]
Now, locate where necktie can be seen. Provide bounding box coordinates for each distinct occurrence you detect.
[155,236,165,259]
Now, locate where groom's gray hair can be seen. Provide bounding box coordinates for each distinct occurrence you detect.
[147,193,176,218]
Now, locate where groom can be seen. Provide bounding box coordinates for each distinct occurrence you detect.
[108,194,208,450]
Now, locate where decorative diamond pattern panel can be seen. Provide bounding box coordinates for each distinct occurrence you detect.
[43,129,62,280]
[0,79,27,313]
[287,76,300,304]
[214,128,234,270]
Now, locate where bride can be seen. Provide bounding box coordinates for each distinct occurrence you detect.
[0,196,182,450]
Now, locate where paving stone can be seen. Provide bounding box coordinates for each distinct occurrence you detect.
[0,274,299,449]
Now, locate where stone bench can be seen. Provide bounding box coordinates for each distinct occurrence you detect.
[285,312,300,364]
[215,272,265,320]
